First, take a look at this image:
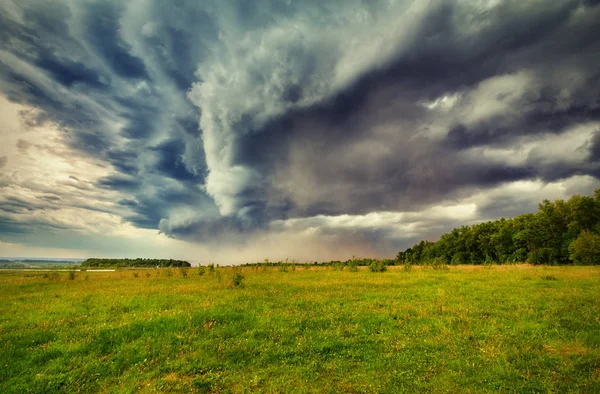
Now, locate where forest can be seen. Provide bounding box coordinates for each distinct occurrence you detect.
[396,190,600,266]
[80,258,191,268]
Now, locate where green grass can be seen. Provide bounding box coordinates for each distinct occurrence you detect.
[1,265,599,393]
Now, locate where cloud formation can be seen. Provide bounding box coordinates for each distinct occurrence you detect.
[0,0,599,261]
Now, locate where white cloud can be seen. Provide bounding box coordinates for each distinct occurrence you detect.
[463,122,600,167]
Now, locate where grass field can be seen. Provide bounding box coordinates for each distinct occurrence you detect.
[1,265,599,393]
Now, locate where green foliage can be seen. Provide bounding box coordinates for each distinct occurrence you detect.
[207,263,215,273]
[348,259,359,272]
[231,268,244,288]
[397,190,600,266]
[68,269,77,280]
[569,231,600,265]
[165,268,173,277]
[132,272,139,278]
[179,267,189,278]
[368,260,387,272]
[430,257,449,270]
[197,266,206,276]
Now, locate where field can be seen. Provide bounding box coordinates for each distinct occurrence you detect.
[1,265,599,393]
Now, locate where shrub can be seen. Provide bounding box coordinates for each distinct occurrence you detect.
[207,263,215,273]
[430,257,449,270]
[348,260,359,272]
[231,268,244,288]
[541,275,558,281]
[403,262,413,272]
[569,231,600,265]
[180,267,189,278]
[165,268,173,277]
[483,255,494,267]
[68,269,77,280]
[198,266,206,276]
[369,260,387,272]
[132,272,139,278]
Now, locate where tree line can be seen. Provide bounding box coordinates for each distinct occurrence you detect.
[81,258,191,268]
[396,190,600,266]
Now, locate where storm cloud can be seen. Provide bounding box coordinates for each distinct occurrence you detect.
[0,0,599,261]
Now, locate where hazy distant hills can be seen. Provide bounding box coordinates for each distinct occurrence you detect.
[0,259,82,268]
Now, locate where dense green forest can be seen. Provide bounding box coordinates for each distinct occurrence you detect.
[81,258,191,268]
[396,190,600,265]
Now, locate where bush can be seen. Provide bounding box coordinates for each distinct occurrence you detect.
[231,268,244,288]
[198,266,206,276]
[132,272,139,278]
[348,260,359,272]
[403,262,413,272]
[569,231,600,265]
[165,268,173,277]
[180,267,189,278]
[431,257,449,270]
[483,255,494,267]
[68,269,77,280]
[207,263,215,273]
[369,260,387,272]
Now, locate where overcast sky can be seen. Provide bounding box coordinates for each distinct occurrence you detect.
[0,0,599,263]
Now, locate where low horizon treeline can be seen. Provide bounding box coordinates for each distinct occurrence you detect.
[241,257,397,270]
[81,258,191,268]
[396,190,600,266]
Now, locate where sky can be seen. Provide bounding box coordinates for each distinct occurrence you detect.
[0,0,599,264]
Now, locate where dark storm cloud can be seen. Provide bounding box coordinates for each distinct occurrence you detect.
[151,139,200,182]
[97,174,140,191]
[82,2,148,79]
[1,0,600,253]
[0,0,212,235]
[191,0,600,227]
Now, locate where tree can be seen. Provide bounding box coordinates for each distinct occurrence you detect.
[396,190,600,266]
[568,231,600,265]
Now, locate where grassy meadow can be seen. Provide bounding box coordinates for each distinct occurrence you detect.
[1,265,599,393]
